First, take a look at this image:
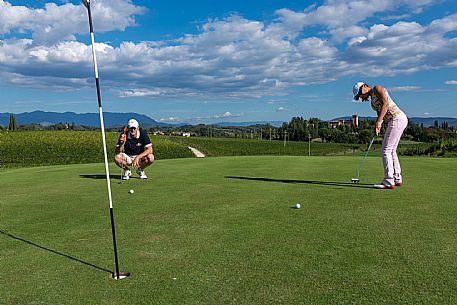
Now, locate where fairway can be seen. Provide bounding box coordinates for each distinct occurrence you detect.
[1,156,457,304]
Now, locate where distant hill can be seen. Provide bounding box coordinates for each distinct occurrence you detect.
[408,117,457,127]
[0,111,171,127]
[332,116,457,127]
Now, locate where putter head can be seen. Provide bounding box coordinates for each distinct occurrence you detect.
[351,178,360,183]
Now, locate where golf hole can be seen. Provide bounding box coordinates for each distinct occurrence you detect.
[111,272,130,280]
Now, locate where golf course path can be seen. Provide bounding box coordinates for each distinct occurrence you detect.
[188,146,205,158]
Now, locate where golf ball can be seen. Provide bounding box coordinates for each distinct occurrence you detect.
[129,189,134,194]
[295,203,301,209]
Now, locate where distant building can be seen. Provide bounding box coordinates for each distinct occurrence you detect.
[328,114,359,129]
[352,114,358,127]
[171,131,195,137]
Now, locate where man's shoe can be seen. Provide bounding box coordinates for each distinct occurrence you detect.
[137,168,147,179]
[373,181,395,189]
[395,181,403,186]
[122,169,131,180]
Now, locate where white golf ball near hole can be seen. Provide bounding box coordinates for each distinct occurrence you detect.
[129,189,134,194]
[295,203,301,209]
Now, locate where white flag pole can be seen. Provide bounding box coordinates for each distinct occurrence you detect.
[81,0,128,280]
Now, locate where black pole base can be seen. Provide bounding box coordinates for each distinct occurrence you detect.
[111,271,130,280]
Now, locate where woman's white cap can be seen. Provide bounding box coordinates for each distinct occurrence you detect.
[128,118,139,128]
[353,82,365,100]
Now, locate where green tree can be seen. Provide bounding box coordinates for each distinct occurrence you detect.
[308,118,320,138]
[278,122,289,140]
[8,113,17,131]
[405,122,423,141]
[441,121,448,130]
[318,128,332,143]
[425,130,440,142]
[329,129,348,143]
[358,129,373,144]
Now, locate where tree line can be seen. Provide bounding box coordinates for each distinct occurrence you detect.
[2,114,456,145]
[277,116,457,144]
[151,116,456,145]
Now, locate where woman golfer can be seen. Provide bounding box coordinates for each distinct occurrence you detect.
[353,82,408,189]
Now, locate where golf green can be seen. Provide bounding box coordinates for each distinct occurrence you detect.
[1,156,456,304]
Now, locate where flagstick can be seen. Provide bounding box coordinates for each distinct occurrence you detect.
[81,0,128,280]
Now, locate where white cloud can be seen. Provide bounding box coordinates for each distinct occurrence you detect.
[160,116,181,122]
[344,14,457,75]
[273,0,436,42]
[199,111,233,119]
[0,0,145,44]
[330,26,368,44]
[3,14,340,94]
[267,99,285,105]
[221,111,234,118]
[160,111,243,123]
[427,13,457,33]
[191,111,242,120]
[445,80,457,85]
[120,89,162,97]
[214,111,241,119]
[388,86,421,92]
[276,107,287,112]
[0,1,455,100]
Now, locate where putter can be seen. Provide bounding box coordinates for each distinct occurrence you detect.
[351,136,375,183]
[119,127,126,182]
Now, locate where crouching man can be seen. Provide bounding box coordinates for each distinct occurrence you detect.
[115,118,154,180]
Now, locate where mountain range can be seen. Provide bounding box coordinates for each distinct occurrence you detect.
[0,111,285,128]
[1,111,456,128]
[0,111,170,128]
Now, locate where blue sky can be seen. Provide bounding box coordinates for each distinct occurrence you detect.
[1,0,456,124]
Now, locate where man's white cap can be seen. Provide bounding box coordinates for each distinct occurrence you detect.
[353,82,365,100]
[128,119,139,128]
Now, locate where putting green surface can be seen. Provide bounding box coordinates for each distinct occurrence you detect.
[1,156,457,304]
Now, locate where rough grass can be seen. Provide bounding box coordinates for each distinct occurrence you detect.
[0,131,438,169]
[1,156,457,304]
[0,131,194,168]
[169,136,365,156]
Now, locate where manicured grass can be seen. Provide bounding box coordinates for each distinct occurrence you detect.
[1,156,457,304]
